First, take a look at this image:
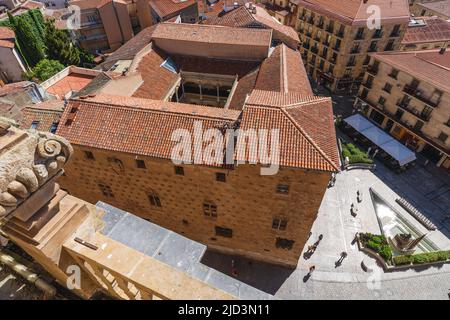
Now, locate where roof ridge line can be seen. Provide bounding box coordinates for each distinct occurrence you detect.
[70,98,240,121]
[280,104,339,171]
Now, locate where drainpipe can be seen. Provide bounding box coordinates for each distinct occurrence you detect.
[0,248,57,298]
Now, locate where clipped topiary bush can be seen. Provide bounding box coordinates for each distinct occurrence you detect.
[393,251,450,266]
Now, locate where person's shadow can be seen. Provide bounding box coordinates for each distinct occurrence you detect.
[303,274,311,283]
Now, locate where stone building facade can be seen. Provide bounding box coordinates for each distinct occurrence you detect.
[355,49,450,168]
[292,0,410,92]
[58,144,332,266]
[56,23,340,267]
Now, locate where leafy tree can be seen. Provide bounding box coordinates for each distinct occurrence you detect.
[28,9,46,42]
[26,59,65,81]
[44,18,80,66]
[8,11,46,66]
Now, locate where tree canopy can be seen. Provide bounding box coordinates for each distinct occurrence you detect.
[27,59,65,82]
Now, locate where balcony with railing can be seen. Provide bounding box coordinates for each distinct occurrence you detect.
[311,46,319,54]
[396,99,432,122]
[350,47,360,54]
[336,30,344,38]
[403,84,441,107]
[367,65,378,75]
[362,80,373,89]
[354,32,365,40]
[326,24,334,33]
[372,30,383,39]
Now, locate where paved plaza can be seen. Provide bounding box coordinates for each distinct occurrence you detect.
[203,146,450,300]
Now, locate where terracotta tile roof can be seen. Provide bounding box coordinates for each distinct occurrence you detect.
[151,0,197,19]
[46,73,97,99]
[372,49,450,92]
[152,22,272,47]
[402,17,450,45]
[0,81,33,96]
[228,67,259,110]
[99,26,157,71]
[238,90,340,172]
[417,0,450,18]
[0,40,14,48]
[205,5,299,49]
[56,94,241,166]
[132,47,179,100]
[297,0,410,26]
[255,44,312,95]
[20,100,65,132]
[0,27,15,40]
[57,91,339,171]
[171,55,260,77]
[21,0,44,9]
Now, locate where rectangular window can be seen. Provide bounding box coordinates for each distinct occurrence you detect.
[215,172,226,182]
[84,151,95,160]
[383,83,392,93]
[174,166,184,175]
[275,237,295,250]
[50,122,58,133]
[31,121,39,129]
[98,183,114,198]
[378,96,386,106]
[438,132,448,143]
[215,226,232,238]
[276,184,290,194]
[389,68,399,79]
[136,159,146,169]
[203,202,217,218]
[272,218,288,231]
[148,193,161,207]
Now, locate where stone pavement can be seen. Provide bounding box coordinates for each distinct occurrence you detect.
[202,163,450,300]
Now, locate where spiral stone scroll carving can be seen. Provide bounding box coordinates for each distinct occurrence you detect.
[0,129,74,218]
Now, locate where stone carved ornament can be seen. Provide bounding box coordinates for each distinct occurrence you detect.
[0,120,73,218]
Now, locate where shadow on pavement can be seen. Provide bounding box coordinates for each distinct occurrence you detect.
[200,250,295,295]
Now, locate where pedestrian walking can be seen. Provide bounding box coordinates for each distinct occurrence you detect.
[231,259,238,277]
[308,265,316,276]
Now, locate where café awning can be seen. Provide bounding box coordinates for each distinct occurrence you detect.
[344,114,416,166]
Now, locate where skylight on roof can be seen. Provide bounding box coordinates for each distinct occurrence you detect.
[161,57,178,73]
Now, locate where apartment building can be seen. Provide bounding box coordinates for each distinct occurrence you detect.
[294,0,410,92]
[355,49,450,168]
[410,0,450,20]
[400,16,450,51]
[56,23,340,267]
[69,0,199,53]
[0,26,28,83]
[204,3,300,49]
[69,0,134,53]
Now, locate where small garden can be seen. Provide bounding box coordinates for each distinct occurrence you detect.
[341,142,374,165]
[359,233,392,263]
[358,233,450,269]
[393,251,450,266]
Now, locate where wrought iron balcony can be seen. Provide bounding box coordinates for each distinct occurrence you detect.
[396,100,432,122]
[403,85,440,108]
[362,81,372,89]
[367,65,378,75]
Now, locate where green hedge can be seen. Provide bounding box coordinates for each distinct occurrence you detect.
[393,251,450,266]
[341,142,374,164]
[360,233,392,262]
